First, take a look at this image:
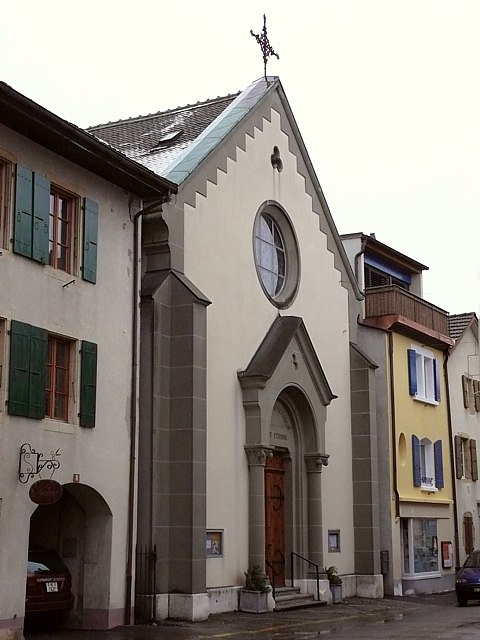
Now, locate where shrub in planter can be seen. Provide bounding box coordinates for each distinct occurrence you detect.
[324,565,342,604]
[239,565,271,613]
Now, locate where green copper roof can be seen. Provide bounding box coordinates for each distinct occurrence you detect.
[162,77,274,184]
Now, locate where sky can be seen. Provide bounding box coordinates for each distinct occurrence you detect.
[1,0,479,316]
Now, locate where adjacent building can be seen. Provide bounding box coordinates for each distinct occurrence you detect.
[448,312,480,566]
[0,82,175,639]
[342,232,456,596]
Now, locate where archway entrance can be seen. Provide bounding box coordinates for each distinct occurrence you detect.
[28,483,112,628]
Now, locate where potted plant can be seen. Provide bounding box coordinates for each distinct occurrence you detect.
[239,565,271,613]
[325,565,342,604]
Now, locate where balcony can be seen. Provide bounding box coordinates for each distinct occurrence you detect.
[363,285,452,347]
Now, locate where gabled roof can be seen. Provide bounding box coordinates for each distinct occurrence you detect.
[89,76,363,301]
[88,92,239,180]
[449,312,478,342]
[0,82,176,200]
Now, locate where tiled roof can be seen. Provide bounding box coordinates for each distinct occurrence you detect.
[449,312,477,341]
[88,93,241,177]
[87,78,275,183]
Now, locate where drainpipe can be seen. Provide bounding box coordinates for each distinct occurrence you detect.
[388,331,400,519]
[444,349,460,570]
[125,194,172,625]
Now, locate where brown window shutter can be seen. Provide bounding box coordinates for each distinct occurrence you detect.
[471,440,478,481]
[455,436,463,479]
[455,435,464,479]
[464,514,475,555]
[475,380,480,412]
[463,375,470,409]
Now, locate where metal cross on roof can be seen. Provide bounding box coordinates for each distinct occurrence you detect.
[250,14,279,80]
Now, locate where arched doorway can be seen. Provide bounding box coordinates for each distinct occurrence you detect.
[239,316,334,578]
[28,483,112,628]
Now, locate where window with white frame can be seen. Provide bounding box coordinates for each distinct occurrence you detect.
[407,345,440,404]
[412,434,444,490]
[402,518,439,575]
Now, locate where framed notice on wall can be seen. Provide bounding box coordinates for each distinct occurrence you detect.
[441,541,453,568]
[206,530,223,557]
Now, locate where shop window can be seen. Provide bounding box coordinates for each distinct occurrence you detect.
[402,518,439,575]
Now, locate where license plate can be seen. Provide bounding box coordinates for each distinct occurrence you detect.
[46,582,58,593]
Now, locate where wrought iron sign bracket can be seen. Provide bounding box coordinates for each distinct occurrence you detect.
[19,443,61,484]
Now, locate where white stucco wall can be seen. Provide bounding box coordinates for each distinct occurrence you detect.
[448,325,480,565]
[0,126,134,625]
[167,107,354,589]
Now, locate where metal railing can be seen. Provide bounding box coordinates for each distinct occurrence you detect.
[290,552,321,602]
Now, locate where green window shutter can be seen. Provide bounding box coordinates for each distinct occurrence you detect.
[82,198,98,283]
[32,173,50,264]
[80,341,97,428]
[13,165,34,258]
[8,320,32,416]
[28,325,47,418]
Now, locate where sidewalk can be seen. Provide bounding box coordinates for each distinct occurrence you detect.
[25,593,456,640]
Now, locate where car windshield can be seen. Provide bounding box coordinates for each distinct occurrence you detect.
[464,552,480,568]
[28,552,65,573]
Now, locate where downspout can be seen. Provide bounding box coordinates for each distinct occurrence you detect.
[388,331,400,519]
[444,349,460,570]
[125,194,172,625]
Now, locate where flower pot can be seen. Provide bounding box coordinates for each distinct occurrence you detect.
[239,589,269,613]
[330,582,342,604]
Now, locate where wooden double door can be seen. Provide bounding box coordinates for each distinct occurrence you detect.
[265,453,286,586]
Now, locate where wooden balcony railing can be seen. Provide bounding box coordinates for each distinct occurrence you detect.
[364,285,449,335]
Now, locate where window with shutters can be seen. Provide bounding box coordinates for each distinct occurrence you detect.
[412,434,444,491]
[455,435,478,481]
[364,264,409,289]
[464,514,475,555]
[49,187,76,273]
[13,165,98,282]
[462,375,480,413]
[46,336,71,421]
[407,345,440,405]
[8,320,97,427]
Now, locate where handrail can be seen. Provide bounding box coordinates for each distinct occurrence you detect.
[290,551,321,602]
[265,559,276,599]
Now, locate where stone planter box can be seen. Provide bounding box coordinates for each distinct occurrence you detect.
[330,583,343,604]
[239,590,269,613]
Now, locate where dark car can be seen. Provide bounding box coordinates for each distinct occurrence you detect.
[26,549,74,614]
[455,550,480,606]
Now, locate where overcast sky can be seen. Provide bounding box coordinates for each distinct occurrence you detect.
[2,1,479,316]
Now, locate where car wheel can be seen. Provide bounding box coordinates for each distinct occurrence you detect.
[457,594,468,607]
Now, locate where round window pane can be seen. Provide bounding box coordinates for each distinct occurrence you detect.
[255,214,286,297]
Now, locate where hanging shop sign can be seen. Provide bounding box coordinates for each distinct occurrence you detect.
[29,479,63,505]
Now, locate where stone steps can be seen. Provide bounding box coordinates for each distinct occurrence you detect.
[273,586,326,611]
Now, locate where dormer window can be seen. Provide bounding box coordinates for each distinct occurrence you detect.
[150,129,184,151]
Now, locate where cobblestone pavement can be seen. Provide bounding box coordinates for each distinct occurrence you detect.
[24,592,480,639]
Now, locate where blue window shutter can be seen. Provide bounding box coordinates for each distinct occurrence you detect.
[83,198,98,283]
[412,434,421,486]
[80,341,97,428]
[8,320,32,416]
[433,359,441,402]
[434,440,444,488]
[407,349,417,396]
[28,325,47,419]
[14,165,33,258]
[32,173,50,264]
